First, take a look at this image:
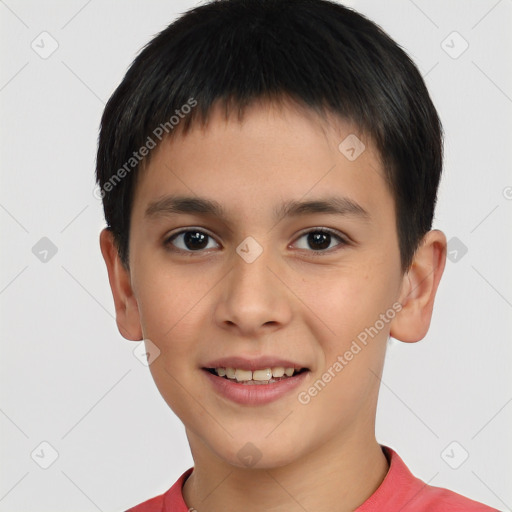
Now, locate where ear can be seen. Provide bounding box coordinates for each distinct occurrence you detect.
[390,229,447,343]
[99,228,142,341]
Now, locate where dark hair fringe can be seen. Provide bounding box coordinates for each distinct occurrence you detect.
[96,0,443,270]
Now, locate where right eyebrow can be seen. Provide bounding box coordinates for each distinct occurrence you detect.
[145,195,226,220]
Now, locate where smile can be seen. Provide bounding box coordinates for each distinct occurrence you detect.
[202,366,310,405]
[206,367,307,385]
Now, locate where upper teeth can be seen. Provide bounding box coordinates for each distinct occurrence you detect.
[215,367,297,381]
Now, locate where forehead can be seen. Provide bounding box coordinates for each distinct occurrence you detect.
[132,99,392,223]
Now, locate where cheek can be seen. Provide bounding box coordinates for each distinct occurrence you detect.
[133,262,206,354]
[296,262,398,365]
[297,269,392,418]
[300,264,389,327]
[136,267,210,417]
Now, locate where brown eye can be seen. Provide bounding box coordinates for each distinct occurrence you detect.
[293,229,346,252]
[166,230,219,252]
[307,232,331,250]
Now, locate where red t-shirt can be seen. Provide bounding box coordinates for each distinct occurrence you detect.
[126,447,498,511]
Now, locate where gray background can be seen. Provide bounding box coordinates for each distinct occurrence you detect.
[1,0,511,510]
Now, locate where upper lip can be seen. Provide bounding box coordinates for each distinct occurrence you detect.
[203,356,308,371]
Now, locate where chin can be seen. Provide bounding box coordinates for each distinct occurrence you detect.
[207,432,308,471]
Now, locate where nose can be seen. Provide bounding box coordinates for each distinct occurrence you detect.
[213,244,293,337]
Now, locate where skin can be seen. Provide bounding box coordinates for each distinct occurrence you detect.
[100,98,446,512]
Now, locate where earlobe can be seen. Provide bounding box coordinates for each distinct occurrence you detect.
[390,230,447,343]
[99,228,143,341]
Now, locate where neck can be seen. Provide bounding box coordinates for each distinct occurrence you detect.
[182,431,389,512]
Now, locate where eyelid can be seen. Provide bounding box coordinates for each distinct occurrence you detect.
[293,226,349,242]
[165,226,219,240]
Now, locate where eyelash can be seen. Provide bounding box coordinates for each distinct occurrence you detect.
[163,227,349,256]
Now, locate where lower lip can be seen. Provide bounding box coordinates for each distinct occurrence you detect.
[203,369,309,405]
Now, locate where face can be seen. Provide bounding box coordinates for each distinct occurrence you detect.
[126,100,406,469]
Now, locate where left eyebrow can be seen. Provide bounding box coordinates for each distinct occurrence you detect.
[274,196,370,222]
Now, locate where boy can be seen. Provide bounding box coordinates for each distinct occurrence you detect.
[96,0,498,510]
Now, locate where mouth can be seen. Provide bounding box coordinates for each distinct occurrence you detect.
[201,357,311,405]
[203,366,309,385]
